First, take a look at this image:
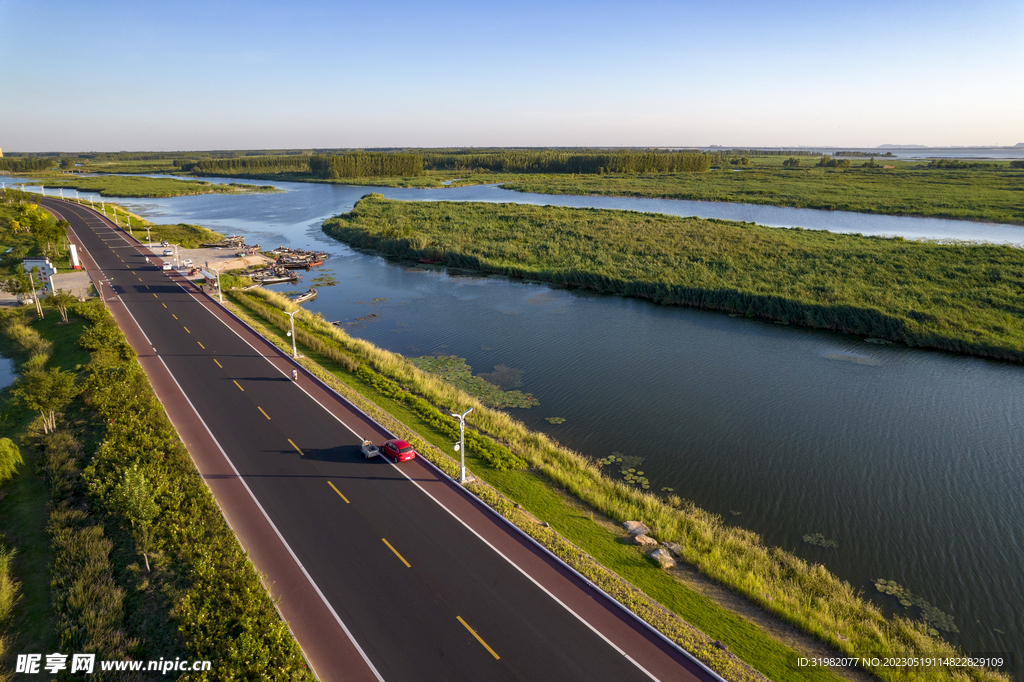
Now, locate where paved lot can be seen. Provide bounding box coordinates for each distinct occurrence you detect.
[0,269,95,307]
[140,242,273,273]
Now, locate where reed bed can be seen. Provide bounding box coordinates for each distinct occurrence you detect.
[323,196,1024,363]
[230,286,1007,682]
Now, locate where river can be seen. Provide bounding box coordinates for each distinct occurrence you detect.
[9,175,1024,670]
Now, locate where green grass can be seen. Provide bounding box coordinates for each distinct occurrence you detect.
[497,163,1024,225]
[324,195,1024,363]
[488,470,839,682]
[0,308,94,661]
[29,175,278,198]
[0,410,60,659]
[227,286,1008,682]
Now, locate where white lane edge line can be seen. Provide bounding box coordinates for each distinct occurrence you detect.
[154,355,387,682]
[59,198,709,681]
[392,465,661,680]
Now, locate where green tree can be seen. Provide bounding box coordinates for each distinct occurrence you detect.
[59,158,76,170]
[783,157,801,167]
[13,366,77,434]
[0,273,33,301]
[110,463,162,572]
[48,289,78,323]
[0,438,23,485]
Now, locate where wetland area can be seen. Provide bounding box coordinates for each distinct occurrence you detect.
[10,173,1023,671]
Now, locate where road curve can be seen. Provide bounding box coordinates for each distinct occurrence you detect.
[41,197,720,682]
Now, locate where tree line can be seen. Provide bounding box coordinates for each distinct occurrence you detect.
[309,153,424,179]
[0,157,56,172]
[422,150,712,174]
[180,155,312,173]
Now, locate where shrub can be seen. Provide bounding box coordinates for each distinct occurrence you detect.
[0,438,23,485]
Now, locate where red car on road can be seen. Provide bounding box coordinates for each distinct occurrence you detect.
[380,439,417,462]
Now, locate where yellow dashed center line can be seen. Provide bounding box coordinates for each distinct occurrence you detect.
[197,341,204,349]
[233,380,244,392]
[327,481,349,503]
[288,439,304,456]
[457,616,500,660]
[161,303,166,308]
[153,293,158,298]
[257,406,270,420]
[138,277,142,282]
[172,314,178,320]
[381,538,411,568]
[183,327,190,334]
[213,358,222,368]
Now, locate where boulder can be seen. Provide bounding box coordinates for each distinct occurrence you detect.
[623,520,650,536]
[649,548,676,569]
[662,542,682,556]
[634,534,658,547]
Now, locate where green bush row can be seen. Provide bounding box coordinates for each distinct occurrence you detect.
[38,427,139,671]
[1,301,313,680]
[69,301,314,680]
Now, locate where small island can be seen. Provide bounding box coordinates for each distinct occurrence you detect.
[29,175,278,198]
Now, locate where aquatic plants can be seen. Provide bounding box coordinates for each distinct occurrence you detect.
[874,579,958,634]
[324,195,1024,363]
[408,355,538,409]
[802,533,839,549]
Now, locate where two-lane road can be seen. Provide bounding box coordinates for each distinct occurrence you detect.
[42,197,717,682]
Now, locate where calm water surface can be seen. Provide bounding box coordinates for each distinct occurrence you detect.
[10,175,1023,668]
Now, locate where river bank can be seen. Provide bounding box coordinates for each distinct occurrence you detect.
[323,195,1024,363]
[224,284,1007,682]
[24,175,279,198]
[175,160,1024,225]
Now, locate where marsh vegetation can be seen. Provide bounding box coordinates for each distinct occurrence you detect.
[323,195,1024,362]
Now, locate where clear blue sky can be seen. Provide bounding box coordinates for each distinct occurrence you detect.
[1,0,1022,151]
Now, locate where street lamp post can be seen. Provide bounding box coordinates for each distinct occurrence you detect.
[285,309,299,358]
[451,408,473,484]
[210,265,224,303]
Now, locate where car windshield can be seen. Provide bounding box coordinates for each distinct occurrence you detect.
[398,446,413,453]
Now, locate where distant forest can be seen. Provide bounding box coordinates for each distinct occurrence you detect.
[420,150,713,174]
[309,153,423,178]
[179,155,311,173]
[0,157,56,172]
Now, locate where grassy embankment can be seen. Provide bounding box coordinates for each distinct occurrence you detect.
[30,175,278,198]
[324,195,1024,363]
[58,197,224,249]
[0,301,315,680]
[224,282,1008,682]
[499,164,1024,225]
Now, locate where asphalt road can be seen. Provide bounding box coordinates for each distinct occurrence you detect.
[42,198,716,682]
